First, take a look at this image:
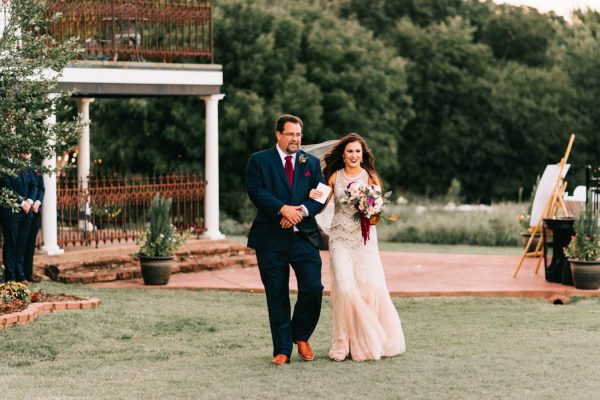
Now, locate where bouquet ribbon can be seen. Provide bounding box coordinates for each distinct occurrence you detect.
[360,213,370,245]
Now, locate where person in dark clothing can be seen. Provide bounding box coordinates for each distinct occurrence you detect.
[23,164,45,282]
[0,154,38,284]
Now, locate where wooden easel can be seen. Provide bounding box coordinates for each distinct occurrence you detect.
[513,134,575,278]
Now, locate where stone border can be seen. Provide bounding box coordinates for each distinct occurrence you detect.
[0,298,101,331]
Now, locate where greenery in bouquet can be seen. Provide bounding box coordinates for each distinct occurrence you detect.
[137,194,190,257]
[565,199,600,262]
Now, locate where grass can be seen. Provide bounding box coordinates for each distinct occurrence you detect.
[377,241,523,255]
[2,283,600,399]
[229,235,523,256]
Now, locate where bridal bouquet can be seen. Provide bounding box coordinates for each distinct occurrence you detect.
[341,182,397,244]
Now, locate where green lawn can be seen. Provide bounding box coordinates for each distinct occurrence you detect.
[228,235,524,256]
[2,283,599,399]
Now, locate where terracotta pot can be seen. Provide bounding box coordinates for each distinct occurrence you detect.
[569,259,600,290]
[139,255,175,285]
[520,232,542,249]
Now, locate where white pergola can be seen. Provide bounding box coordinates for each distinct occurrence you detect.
[40,61,225,255]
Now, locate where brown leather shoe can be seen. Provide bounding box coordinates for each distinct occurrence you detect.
[294,340,314,361]
[272,354,290,365]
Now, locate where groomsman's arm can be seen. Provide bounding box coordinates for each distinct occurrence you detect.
[27,168,38,208]
[245,154,285,220]
[33,173,45,213]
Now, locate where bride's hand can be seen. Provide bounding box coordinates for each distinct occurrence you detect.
[308,189,323,200]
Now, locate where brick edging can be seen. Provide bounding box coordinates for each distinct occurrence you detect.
[0,297,101,331]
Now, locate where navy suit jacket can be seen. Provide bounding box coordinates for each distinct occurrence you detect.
[0,167,39,219]
[246,147,326,251]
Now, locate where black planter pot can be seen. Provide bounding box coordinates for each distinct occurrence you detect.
[139,255,175,285]
[569,259,600,290]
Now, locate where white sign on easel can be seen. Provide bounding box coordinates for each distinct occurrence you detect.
[529,163,570,227]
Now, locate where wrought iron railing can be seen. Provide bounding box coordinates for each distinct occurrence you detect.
[47,0,213,62]
[56,173,206,248]
[586,165,600,216]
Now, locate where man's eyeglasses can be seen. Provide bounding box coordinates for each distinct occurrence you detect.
[280,132,303,138]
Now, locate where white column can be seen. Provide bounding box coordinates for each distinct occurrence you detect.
[76,98,94,189]
[201,94,225,240]
[76,98,94,230]
[0,1,9,39]
[40,94,64,255]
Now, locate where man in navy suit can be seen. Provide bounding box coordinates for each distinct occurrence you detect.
[23,164,45,282]
[246,114,326,365]
[0,153,38,284]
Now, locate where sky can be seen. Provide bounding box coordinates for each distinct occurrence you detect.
[494,0,600,19]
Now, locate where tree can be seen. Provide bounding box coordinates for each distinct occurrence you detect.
[92,0,413,218]
[558,10,600,182]
[481,5,557,66]
[0,0,79,207]
[390,17,496,200]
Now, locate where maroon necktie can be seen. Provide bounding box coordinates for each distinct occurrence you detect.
[285,155,294,188]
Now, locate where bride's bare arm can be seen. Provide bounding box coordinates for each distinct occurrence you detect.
[307,172,336,208]
[368,174,382,190]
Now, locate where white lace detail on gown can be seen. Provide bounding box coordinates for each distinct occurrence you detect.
[327,169,406,361]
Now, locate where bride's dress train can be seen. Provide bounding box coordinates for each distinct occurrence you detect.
[328,169,405,361]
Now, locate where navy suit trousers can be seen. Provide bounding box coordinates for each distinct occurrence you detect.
[23,213,41,279]
[255,234,323,357]
[1,212,30,282]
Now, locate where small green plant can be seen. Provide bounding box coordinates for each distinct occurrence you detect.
[137,195,189,257]
[516,175,540,232]
[565,198,600,261]
[0,281,32,304]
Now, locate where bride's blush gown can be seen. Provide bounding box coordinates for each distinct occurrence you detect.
[327,168,406,361]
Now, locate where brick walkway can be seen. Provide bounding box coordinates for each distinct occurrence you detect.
[90,249,600,303]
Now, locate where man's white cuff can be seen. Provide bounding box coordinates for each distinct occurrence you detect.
[299,205,309,217]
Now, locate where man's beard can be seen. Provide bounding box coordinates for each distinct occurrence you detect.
[286,144,299,154]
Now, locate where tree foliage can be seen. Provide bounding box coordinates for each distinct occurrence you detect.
[88,0,600,215]
[0,0,79,207]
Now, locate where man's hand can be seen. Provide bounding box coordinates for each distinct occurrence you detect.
[279,205,303,227]
[32,203,40,213]
[280,217,293,229]
[21,202,31,214]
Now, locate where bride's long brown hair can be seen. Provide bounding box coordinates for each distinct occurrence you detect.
[323,133,381,188]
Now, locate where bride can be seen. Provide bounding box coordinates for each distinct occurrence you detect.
[310,133,405,361]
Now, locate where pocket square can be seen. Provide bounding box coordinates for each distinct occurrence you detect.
[304,170,311,177]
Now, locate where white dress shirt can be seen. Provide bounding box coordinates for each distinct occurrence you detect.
[275,145,309,229]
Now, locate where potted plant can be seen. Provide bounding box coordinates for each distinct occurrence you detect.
[564,198,600,290]
[137,194,189,285]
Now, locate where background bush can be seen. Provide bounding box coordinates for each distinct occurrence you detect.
[376,202,523,246]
